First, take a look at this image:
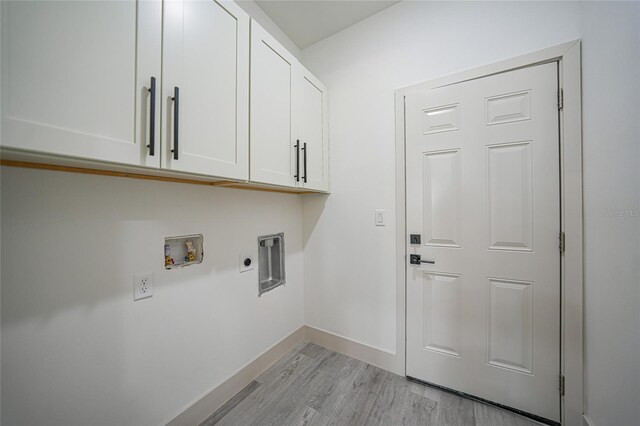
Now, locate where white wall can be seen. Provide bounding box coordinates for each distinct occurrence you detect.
[301,0,583,354]
[0,167,304,426]
[301,1,639,424]
[581,3,640,426]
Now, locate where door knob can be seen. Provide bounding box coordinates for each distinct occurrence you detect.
[409,254,435,265]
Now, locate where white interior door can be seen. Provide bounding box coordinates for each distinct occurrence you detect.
[1,0,161,167]
[162,0,249,179]
[405,62,561,422]
[249,20,297,188]
[297,69,329,191]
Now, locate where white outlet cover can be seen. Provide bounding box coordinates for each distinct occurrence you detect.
[134,273,154,301]
[239,254,255,273]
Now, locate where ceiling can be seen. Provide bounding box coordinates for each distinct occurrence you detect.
[255,0,400,49]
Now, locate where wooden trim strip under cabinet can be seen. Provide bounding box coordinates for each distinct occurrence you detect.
[0,160,316,195]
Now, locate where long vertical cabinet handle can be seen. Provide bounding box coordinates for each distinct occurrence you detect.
[294,140,300,182]
[171,87,180,160]
[147,77,156,156]
[302,142,307,183]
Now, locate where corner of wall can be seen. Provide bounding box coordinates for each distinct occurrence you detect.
[234,0,301,60]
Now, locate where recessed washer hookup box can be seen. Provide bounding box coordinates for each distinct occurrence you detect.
[258,233,285,295]
[164,234,204,269]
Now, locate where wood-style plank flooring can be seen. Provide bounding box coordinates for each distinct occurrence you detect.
[202,342,541,426]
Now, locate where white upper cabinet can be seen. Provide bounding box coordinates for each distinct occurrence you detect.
[162,0,249,179]
[249,21,297,188]
[1,4,328,191]
[249,20,329,191]
[1,0,162,168]
[296,69,329,192]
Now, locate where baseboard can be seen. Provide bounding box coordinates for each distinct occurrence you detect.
[303,325,397,373]
[583,414,596,426]
[166,325,398,426]
[166,326,305,426]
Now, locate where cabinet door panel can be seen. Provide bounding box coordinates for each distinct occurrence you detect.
[298,70,329,191]
[162,0,249,179]
[1,0,161,167]
[249,21,296,187]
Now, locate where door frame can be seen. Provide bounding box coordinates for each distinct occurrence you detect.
[394,40,583,426]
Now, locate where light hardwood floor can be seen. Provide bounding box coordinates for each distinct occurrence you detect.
[202,342,542,426]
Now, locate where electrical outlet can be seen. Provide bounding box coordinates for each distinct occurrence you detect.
[134,273,153,301]
[239,253,255,273]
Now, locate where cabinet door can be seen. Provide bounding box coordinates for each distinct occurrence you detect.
[249,20,297,188]
[297,68,329,192]
[162,0,249,179]
[1,0,161,167]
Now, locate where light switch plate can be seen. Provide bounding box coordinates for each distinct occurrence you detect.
[375,209,386,226]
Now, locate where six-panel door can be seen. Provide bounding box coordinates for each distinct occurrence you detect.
[1,0,161,168]
[162,0,249,179]
[405,62,561,422]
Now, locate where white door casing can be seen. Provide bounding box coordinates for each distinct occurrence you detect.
[162,0,249,179]
[249,20,297,188]
[1,0,161,167]
[405,62,560,422]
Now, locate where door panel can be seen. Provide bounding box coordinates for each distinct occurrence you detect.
[298,71,329,191]
[423,149,461,247]
[406,62,560,422]
[162,0,249,179]
[249,21,296,187]
[422,272,462,357]
[1,0,161,167]
[487,141,533,251]
[487,277,533,374]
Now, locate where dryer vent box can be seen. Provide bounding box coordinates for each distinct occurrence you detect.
[258,233,285,295]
